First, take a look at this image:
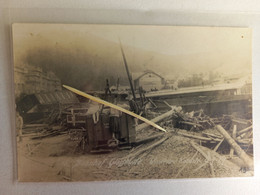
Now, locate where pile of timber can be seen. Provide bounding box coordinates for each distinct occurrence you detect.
[22,124,48,135]
[171,110,253,156]
[211,115,253,155]
[136,107,215,132]
[175,129,223,144]
[135,106,178,131]
[173,109,215,131]
[22,123,68,139]
[125,134,170,161]
[31,125,68,140]
[216,125,253,169]
[211,115,252,130]
[171,121,253,169]
[175,123,253,153]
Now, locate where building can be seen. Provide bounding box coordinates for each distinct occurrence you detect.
[133,70,166,91]
[14,63,62,98]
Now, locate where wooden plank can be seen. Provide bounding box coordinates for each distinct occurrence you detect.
[208,151,215,177]
[134,134,164,145]
[148,98,157,108]
[213,138,224,152]
[191,161,208,174]
[232,119,250,125]
[202,132,223,139]
[236,138,253,144]
[179,121,203,128]
[237,125,252,136]
[126,136,169,160]
[24,124,48,128]
[191,142,215,177]
[163,101,172,109]
[175,151,198,178]
[230,125,237,158]
[237,132,248,140]
[190,141,209,161]
[178,131,221,142]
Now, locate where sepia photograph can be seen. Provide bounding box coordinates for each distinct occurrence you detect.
[12,23,253,182]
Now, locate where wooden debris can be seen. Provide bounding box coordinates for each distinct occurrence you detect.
[202,132,223,139]
[179,121,203,130]
[230,125,237,158]
[26,144,32,155]
[126,135,169,160]
[136,108,175,131]
[174,109,215,131]
[163,101,172,109]
[216,125,253,169]
[177,131,221,142]
[237,125,252,136]
[190,142,215,177]
[135,133,164,145]
[213,138,224,152]
[24,124,48,128]
[175,151,198,178]
[148,98,157,108]
[190,141,209,160]
[208,151,215,177]
[191,161,208,174]
[232,118,250,125]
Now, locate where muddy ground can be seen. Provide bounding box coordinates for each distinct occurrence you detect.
[17,128,253,182]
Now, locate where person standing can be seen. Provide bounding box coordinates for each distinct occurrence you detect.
[16,111,23,142]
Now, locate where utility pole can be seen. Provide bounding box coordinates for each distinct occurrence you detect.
[119,39,136,101]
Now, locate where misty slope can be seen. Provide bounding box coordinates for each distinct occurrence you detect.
[13,31,250,90]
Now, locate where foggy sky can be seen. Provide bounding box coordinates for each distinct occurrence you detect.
[12,23,252,90]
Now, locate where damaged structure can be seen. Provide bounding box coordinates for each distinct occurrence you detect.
[15,42,253,182]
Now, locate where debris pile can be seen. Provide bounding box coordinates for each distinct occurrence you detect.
[211,115,253,157]
[153,108,254,170]
[18,99,254,181]
[102,132,253,180]
[22,124,68,140]
[173,109,215,131]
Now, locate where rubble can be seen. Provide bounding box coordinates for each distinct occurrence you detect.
[17,95,254,181]
[216,125,253,169]
[173,109,215,131]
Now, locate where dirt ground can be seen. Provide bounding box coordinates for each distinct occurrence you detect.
[17,128,253,182]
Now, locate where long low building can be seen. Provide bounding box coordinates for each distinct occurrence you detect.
[17,90,79,123]
[136,81,252,116]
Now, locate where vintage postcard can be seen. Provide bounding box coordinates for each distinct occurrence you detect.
[13,24,253,181]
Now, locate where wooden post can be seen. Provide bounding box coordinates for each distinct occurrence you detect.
[230,125,237,158]
[213,138,224,152]
[119,40,136,101]
[216,125,253,169]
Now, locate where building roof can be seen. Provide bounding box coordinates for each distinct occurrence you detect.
[132,70,165,81]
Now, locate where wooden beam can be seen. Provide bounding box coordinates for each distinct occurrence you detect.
[230,125,237,158]
[213,138,224,152]
[178,131,221,142]
[126,136,169,160]
[175,151,198,178]
[135,108,175,131]
[216,125,253,169]
[237,125,252,136]
[190,141,210,160]
[208,151,215,177]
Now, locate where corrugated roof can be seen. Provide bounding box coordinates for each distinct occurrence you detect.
[35,91,79,105]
